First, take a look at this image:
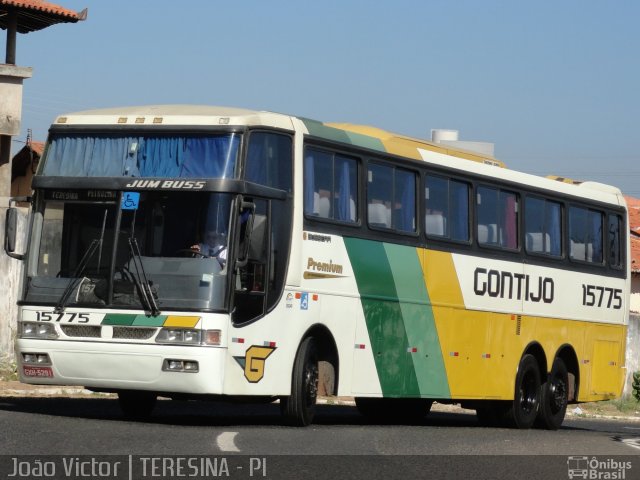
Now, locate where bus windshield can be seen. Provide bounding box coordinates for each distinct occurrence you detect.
[25,191,234,312]
[42,132,241,178]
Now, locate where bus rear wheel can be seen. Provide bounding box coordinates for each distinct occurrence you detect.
[118,390,157,419]
[506,354,541,429]
[280,337,319,427]
[536,357,569,430]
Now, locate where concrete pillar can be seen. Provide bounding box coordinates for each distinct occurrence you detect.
[5,11,17,65]
[0,206,27,365]
[0,61,32,367]
[0,64,33,191]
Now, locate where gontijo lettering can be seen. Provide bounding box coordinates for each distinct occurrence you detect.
[473,267,554,303]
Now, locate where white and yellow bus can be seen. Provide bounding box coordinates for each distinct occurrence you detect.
[6,105,629,429]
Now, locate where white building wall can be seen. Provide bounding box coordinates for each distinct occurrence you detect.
[0,206,27,365]
[625,313,640,397]
[631,274,640,314]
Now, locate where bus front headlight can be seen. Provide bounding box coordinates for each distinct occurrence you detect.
[20,322,58,339]
[155,328,201,345]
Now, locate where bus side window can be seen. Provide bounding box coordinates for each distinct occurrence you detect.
[367,163,416,232]
[304,147,358,223]
[477,186,518,249]
[569,206,603,264]
[245,132,293,192]
[425,175,469,241]
[524,196,561,257]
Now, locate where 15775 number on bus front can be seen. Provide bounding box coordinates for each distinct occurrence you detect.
[581,284,622,309]
[35,312,90,323]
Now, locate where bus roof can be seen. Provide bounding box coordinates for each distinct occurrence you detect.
[53,105,624,206]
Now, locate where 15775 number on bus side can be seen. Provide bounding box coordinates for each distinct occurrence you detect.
[581,284,622,309]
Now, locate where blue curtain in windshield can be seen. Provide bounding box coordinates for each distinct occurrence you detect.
[181,136,239,178]
[43,136,138,176]
[43,134,239,178]
[138,137,183,177]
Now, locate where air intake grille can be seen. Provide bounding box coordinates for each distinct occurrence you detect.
[112,327,157,340]
[61,325,102,338]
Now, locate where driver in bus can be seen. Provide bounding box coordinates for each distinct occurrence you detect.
[191,229,228,265]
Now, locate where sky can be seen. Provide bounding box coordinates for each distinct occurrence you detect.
[6,0,640,195]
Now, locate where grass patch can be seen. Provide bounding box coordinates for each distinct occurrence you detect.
[0,361,18,382]
[609,397,640,414]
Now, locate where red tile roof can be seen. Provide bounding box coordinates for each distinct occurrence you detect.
[0,0,86,33]
[10,140,44,181]
[30,140,44,156]
[625,196,640,273]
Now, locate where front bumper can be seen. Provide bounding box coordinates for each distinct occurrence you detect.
[16,338,226,395]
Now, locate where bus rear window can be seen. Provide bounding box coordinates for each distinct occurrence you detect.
[569,206,603,264]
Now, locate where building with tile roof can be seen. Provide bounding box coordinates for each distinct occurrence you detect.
[0,0,85,33]
[625,196,640,313]
[10,140,43,197]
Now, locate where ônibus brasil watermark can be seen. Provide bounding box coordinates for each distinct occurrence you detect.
[567,456,632,480]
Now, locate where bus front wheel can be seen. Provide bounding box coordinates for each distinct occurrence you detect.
[280,337,319,426]
[536,357,569,430]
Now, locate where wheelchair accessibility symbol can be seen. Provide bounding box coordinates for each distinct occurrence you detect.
[121,192,140,210]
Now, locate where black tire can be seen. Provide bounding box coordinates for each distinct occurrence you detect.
[506,354,541,429]
[118,390,157,419]
[536,357,569,430]
[280,337,319,426]
[355,398,433,423]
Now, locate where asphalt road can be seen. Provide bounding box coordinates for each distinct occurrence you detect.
[1,396,639,479]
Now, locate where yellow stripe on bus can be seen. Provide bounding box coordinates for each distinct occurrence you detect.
[164,316,200,328]
[417,249,627,401]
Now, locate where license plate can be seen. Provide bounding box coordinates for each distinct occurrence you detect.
[23,366,54,378]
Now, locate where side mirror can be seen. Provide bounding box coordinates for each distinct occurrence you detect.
[4,207,24,260]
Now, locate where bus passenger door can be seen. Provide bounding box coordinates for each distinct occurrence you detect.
[231,196,292,324]
[232,199,268,323]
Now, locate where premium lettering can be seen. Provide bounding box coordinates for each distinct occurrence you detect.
[307,257,343,274]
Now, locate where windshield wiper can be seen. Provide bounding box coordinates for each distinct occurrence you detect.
[54,239,100,314]
[127,237,160,317]
[54,209,108,314]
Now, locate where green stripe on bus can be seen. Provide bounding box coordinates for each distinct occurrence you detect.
[342,131,387,153]
[344,238,420,396]
[301,118,386,152]
[102,314,136,326]
[383,244,451,398]
[132,315,167,327]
